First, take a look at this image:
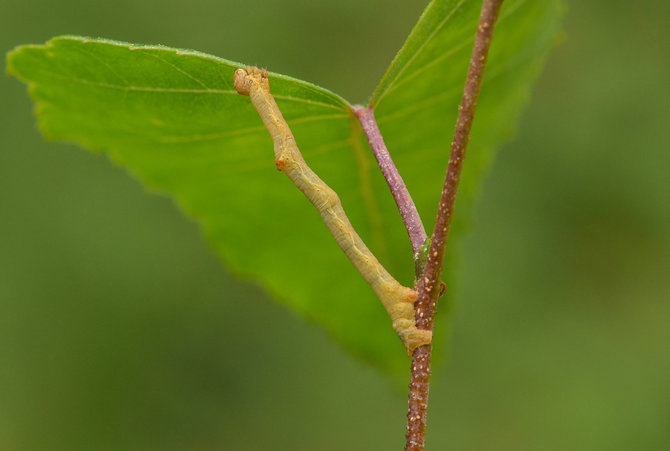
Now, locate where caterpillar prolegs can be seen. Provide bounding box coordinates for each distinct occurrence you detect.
[234,67,431,355]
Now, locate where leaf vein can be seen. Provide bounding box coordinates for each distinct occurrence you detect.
[379,0,526,99]
[373,0,467,107]
[154,113,348,143]
[137,50,212,90]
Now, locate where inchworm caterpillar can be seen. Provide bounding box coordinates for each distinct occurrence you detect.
[234,67,432,355]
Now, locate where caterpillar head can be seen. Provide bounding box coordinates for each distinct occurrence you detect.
[234,66,270,96]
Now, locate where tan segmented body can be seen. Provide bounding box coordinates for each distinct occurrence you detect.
[234,68,431,354]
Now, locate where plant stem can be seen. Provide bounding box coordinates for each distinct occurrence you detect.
[353,106,427,256]
[405,1,505,449]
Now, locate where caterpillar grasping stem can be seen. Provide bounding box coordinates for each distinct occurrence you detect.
[234,67,431,355]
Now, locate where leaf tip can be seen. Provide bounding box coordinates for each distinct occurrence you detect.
[5,44,28,78]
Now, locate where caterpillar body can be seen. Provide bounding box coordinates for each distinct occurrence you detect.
[234,67,431,355]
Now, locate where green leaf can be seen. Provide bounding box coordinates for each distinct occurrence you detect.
[373,0,564,240]
[7,0,562,375]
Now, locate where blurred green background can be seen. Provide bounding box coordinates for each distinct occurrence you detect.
[1,0,668,449]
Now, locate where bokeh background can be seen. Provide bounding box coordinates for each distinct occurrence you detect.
[1,0,668,449]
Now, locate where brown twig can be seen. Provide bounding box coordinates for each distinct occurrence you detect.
[405,1,505,449]
[353,106,427,256]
